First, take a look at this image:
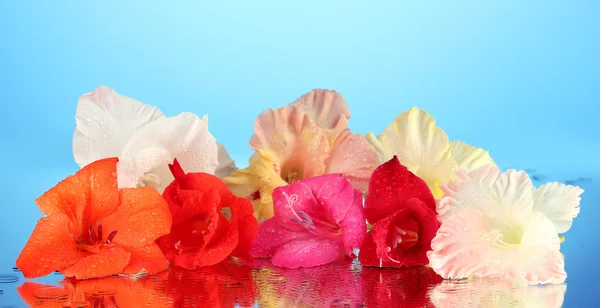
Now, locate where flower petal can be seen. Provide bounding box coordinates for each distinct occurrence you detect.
[532,182,583,233]
[364,155,436,224]
[100,186,172,248]
[214,143,237,178]
[35,174,87,236]
[340,189,367,255]
[359,232,400,268]
[366,107,457,199]
[16,213,82,278]
[117,112,220,193]
[449,140,496,171]
[439,165,535,229]
[325,129,380,193]
[301,173,355,223]
[249,105,330,181]
[251,218,313,258]
[272,180,321,233]
[122,243,169,276]
[272,238,344,268]
[61,246,131,280]
[73,86,165,167]
[228,196,260,261]
[74,157,120,226]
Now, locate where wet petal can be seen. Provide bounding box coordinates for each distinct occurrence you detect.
[449,140,496,171]
[122,243,169,275]
[325,130,380,193]
[74,157,120,226]
[35,174,87,236]
[533,182,583,233]
[117,112,220,193]
[340,190,367,255]
[214,143,237,178]
[366,107,457,198]
[61,246,131,280]
[359,232,400,268]
[100,186,172,248]
[73,86,165,167]
[364,156,436,224]
[272,238,344,268]
[228,196,260,261]
[16,213,82,278]
[272,180,321,232]
[251,218,313,258]
[301,173,355,223]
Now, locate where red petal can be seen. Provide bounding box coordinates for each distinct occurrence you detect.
[61,246,131,280]
[16,212,82,278]
[365,155,436,224]
[122,243,169,275]
[358,232,399,268]
[228,196,259,261]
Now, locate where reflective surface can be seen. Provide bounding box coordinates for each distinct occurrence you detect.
[0,259,569,307]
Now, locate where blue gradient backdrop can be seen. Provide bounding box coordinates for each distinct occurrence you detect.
[1,1,598,307]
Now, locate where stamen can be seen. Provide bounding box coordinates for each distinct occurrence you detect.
[89,226,97,242]
[297,211,313,224]
[106,230,118,244]
[97,224,103,241]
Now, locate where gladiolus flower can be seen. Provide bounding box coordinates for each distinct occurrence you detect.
[359,156,440,268]
[427,165,583,285]
[367,107,495,199]
[251,174,366,268]
[16,158,172,280]
[73,86,235,193]
[224,89,379,222]
[156,159,259,269]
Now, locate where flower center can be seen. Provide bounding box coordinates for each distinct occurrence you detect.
[280,162,304,184]
[481,229,520,249]
[282,192,341,238]
[391,227,419,249]
[174,215,212,255]
[77,224,118,253]
[137,172,161,190]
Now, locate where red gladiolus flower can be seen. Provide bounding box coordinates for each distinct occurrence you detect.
[157,159,259,269]
[358,155,440,268]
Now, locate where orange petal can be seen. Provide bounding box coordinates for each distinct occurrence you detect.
[122,243,169,275]
[16,213,81,278]
[100,186,172,248]
[61,246,131,280]
[75,157,120,226]
[35,174,87,236]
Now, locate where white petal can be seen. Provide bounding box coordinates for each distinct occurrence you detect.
[73,86,164,167]
[532,182,583,233]
[439,165,535,229]
[117,112,220,193]
[449,140,496,171]
[214,143,237,178]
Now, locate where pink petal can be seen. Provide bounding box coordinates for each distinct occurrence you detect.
[340,190,367,255]
[325,129,380,193]
[289,89,352,130]
[301,173,355,224]
[272,180,321,233]
[250,218,313,258]
[272,238,344,268]
[365,156,436,224]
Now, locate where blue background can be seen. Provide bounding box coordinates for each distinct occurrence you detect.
[0,1,598,306]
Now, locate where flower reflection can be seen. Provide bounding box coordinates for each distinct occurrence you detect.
[18,275,168,307]
[360,265,443,307]
[156,260,259,307]
[253,259,363,307]
[428,278,567,308]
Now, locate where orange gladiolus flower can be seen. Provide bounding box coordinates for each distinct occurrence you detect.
[16,157,172,280]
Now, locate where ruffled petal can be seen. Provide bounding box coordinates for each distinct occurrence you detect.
[427,208,505,280]
[532,182,583,233]
[272,238,344,268]
[249,105,329,180]
[73,86,165,167]
[16,213,82,278]
[325,130,380,193]
[74,157,120,227]
[439,165,535,229]
[61,246,131,280]
[251,218,313,258]
[122,243,169,275]
[100,186,172,248]
[214,143,237,178]
[449,140,496,171]
[117,112,220,193]
[366,107,457,199]
[364,155,436,224]
[289,89,351,141]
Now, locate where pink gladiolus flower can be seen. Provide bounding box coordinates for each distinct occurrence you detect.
[251,174,366,268]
